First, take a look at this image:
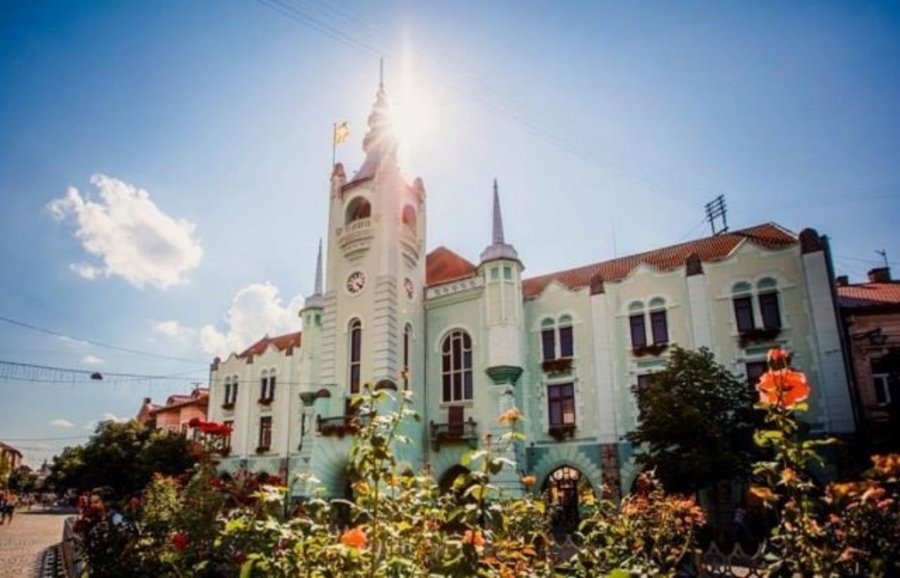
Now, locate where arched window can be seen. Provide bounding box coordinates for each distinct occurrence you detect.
[541,315,575,361]
[629,299,668,349]
[345,197,371,225]
[403,323,412,388]
[541,318,556,361]
[349,318,362,394]
[401,205,417,230]
[442,330,472,402]
[732,279,781,334]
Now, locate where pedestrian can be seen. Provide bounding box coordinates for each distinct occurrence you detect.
[1,490,14,525]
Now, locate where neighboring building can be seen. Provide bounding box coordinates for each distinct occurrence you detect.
[208,82,856,512]
[137,387,210,439]
[0,442,23,485]
[837,267,900,448]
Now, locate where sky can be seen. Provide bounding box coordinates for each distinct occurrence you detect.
[1,1,898,467]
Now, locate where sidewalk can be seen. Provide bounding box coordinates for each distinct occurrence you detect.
[0,507,71,578]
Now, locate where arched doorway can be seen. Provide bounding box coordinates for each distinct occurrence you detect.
[543,465,594,533]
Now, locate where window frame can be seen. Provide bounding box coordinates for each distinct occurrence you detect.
[441,330,473,403]
[349,318,362,394]
[258,416,272,450]
[547,382,576,429]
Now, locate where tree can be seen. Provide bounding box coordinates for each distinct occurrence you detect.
[48,420,195,500]
[626,346,756,497]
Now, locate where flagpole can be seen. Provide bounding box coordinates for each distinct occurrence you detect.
[332,122,336,167]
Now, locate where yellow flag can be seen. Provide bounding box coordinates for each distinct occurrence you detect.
[334,121,350,145]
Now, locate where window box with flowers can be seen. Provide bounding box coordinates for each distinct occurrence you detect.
[317,415,359,438]
[549,424,576,440]
[257,397,274,406]
[739,327,781,348]
[221,402,235,411]
[541,357,573,375]
[255,445,270,454]
[631,343,668,357]
[218,446,231,457]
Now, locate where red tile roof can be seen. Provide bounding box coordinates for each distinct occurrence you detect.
[238,331,302,359]
[426,246,478,286]
[521,223,797,298]
[838,282,900,309]
[151,389,210,415]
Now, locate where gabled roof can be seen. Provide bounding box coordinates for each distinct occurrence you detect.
[838,282,900,310]
[426,246,478,286]
[237,331,302,359]
[0,441,22,457]
[521,223,797,298]
[150,389,209,416]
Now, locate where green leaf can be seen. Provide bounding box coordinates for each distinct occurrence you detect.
[239,559,254,578]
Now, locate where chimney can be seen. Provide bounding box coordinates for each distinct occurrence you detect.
[868,267,891,283]
[835,275,849,287]
[143,397,152,405]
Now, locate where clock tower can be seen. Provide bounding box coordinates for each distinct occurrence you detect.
[318,81,427,421]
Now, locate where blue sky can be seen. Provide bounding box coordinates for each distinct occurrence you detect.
[1,1,898,466]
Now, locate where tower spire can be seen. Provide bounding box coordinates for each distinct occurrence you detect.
[480,179,519,263]
[304,239,326,310]
[492,178,505,245]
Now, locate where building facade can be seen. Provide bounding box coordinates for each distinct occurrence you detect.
[137,387,210,439]
[209,84,856,506]
[837,267,900,448]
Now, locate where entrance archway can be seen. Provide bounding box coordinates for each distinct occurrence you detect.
[543,465,594,533]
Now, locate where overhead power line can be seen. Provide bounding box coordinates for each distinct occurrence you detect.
[0,360,206,385]
[0,315,207,365]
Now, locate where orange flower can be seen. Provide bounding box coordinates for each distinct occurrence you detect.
[353,480,370,494]
[462,529,485,548]
[781,468,799,485]
[749,485,776,503]
[497,407,521,425]
[767,347,790,368]
[757,369,809,409]
[522,474,536,490]
[340,526,367,551]
[871,454,900,478]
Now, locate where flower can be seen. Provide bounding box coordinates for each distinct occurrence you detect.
[353,480,370,494]
[767,347,790,368]
[871,454,900,478]
[757,369,809,409]
[497,407,521,425]
[781,468,799,485]
[462,529,485,548]
[340,526,367,551]
[171,532,189,551]
[522,474,536,490]
[749,485,776,503]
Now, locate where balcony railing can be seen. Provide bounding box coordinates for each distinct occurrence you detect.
[429,418,478,450]
[738,327,781,348]
[316,414,371,437]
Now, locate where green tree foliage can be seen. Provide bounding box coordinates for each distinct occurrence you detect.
[49,420,194,499]
[626,346,756,495]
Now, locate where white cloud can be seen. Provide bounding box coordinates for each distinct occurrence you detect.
[47,174,203,289]
[49,419,75,428]
[102,412,128,423]
[200,282,303,357]
[82,354,104,365]
[153,320,194,342]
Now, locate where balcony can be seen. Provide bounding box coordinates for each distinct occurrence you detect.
[541,357,573,376]
[317,414,359,438]
[429,418,478,450]
[631,343,669,358]
[738,327,781,349]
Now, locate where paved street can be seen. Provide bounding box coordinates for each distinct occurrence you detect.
[0,507,70,578]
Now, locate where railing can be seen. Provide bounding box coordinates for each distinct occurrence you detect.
[344,217,371,233]
[429,419,478,450]
[317,414,370,437]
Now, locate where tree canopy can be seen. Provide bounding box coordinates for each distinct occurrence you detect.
[626,346,756,495]
[48,420,195,500]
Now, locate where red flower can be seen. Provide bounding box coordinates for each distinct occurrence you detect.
[188,417,201,427]
[234,551,247,565]
[462,529,486,548]
[767,347,790,369]
[171,532,190,551]
[757,369,809,409]
[340,526,367,551]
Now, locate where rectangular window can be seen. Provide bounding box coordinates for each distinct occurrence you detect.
[231,382,238,404]
[490,268,499,281]
[873,374,891,405]
[745,361,768,393]
[269,376,276,400]
[548,383,576,428]
[223,420,233,449]
[503,266,512,280]
[733,296,755,333]
[559,325,574,358]
[541,328,556,361]
[636,374,653,421]
[650,310,668,345]
[258,416,272,450]
[629,314,647,348]
[758,292,781,330]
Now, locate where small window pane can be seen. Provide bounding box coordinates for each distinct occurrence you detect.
[733,296,754,333]
[542,328,556,361]
[491,268,499,280]
[559,325,574,358]
[503,266,512,280]
[650,310,668,344]
[759,292,781,330]
[629,314,647,348]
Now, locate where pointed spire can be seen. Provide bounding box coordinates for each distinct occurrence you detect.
[314,239,323,295]
[347,65,397,184]
[480,179,519,263]
[304,239,326,310]
[492,178,505,245]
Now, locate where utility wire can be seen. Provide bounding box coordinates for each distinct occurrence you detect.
[0,315,207,365]
[0,360,206,385]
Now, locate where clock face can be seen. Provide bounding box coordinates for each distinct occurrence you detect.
[404,278,414,299]
[346,271,367,295]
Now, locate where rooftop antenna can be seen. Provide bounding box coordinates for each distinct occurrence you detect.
[705,194,728,235]
[876,249,889,268]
